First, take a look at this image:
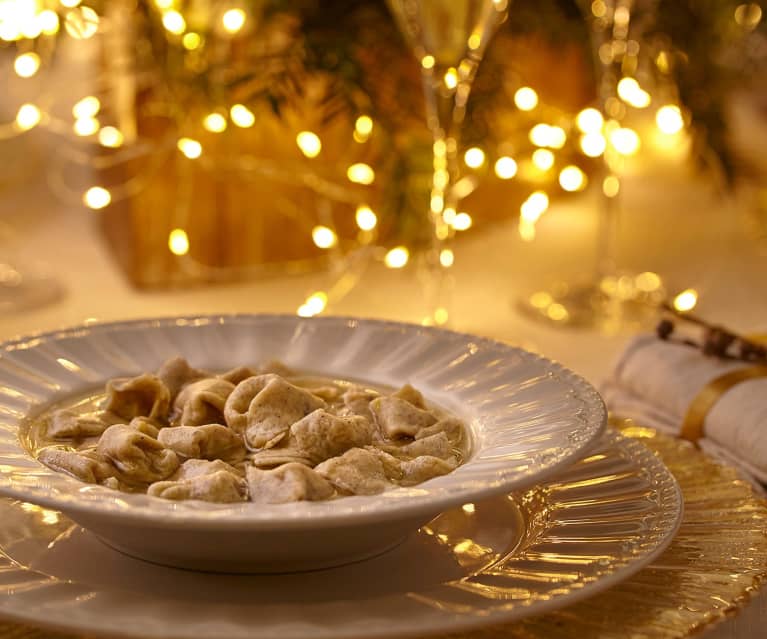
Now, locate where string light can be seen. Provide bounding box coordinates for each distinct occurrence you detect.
[444,68,458,90]
[514,87,538,111]
[451,212,472,231]
[296,131,321,158]
[168,229,190,255]
[656,105,684,134]
[72,96,100,119]
[355,205,377,231]
[384,246,409,268]
[354,115,373,142]
[347,163,375,185]
[222,8,246,33]
[532,149,555,170]
[439,248,454,267]
[559,165,587,191]
[83,186,111,209]
[617,77,651,108]
[162,10,186,34]
[203,113,227,132]
[98,126,124,148]
[494,156,517,179]
[576,108,604,133]
[15,104,41,131]
[673,289,698,312]
[14,52,40,78]
[603,175,620,197]
[580,132,606,157]
[610,127,641,155]
[38,10,60,34]
[520,191,549,222]
[230,104,255,128]
[177,137,202,159]
[297,292,328,317]
[64,6,99,39]
[463,147,485,168]
[312,225,337,249]
[74,117,99,136]
[182,32,201,50]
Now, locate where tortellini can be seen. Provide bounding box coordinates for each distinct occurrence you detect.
[33,357,467,504]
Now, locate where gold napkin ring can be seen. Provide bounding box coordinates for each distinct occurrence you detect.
[681,366,767,443]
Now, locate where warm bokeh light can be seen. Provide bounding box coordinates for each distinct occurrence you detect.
[14,52,40,77]
[514,87,538,111]
[529,124,566,149]
[580,132,607,157]
[463,147,485,169]
[61,0,81,7]
[559,165,587,192]
[72,96,100,119]
[635,271,662,292]
[673,289,698,312]
[222,8,246,33]
[532,148,555,170]
[520,191,549,222]
[452,212,472,231]
[656,105,684,134]
[73,116,99,136]
[298,292,328,317]
[296,131,321,158]
[603,175,620,197]
[355,205,377,231]
[182,32,201,50]
[230,104,255,128]
[444,67,458,89]
[735,3,762,29]
[311,225,337,249]
[83,186,111,209]
[433,307,449,325]
[38,10,60,35]
[347,163,375,185]
[355,115,373,137]
[168,229,190,255]
[494,156,517,179]
[576,108,604,134]
[15,103,41,130]
[384,246,409,268]
[177,137,202,159]
[439,248,454,268]
[421,55,435,69]
[203,113,227,133]
[610,127,641,155]
[617,77,651,108]
[162,10,186,34]
[64,6,99,39]
[98,126,124,148]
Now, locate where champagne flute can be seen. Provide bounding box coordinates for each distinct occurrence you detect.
[387,0,508,325]
[522,0,664,332]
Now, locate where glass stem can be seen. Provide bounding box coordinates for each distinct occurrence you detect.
[418,60,478,324]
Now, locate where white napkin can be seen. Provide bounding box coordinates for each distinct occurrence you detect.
[602,334,767,484]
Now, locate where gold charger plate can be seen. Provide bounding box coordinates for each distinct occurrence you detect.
[0,419,765,639]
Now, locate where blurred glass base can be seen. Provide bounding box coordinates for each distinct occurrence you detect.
[0,259,64,314]
[518,271,666,334]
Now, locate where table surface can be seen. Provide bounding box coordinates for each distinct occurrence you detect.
[0,136,765,638]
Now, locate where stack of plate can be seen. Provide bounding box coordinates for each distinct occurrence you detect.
[0,316,682,639]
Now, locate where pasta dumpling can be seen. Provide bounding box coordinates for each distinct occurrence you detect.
[369,396,437,438]
[224,375,326,449]
[171,377,235,427]
[97,423,179,483]
[103,374,170,421]
[148,470,247,503]
[47,409,109,439]
[290,409,374,464]
[157,424,246,463]
[246,463,334,504]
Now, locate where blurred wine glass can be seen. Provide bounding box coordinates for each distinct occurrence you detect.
[387,0,508,325]
[521,0,665,332]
